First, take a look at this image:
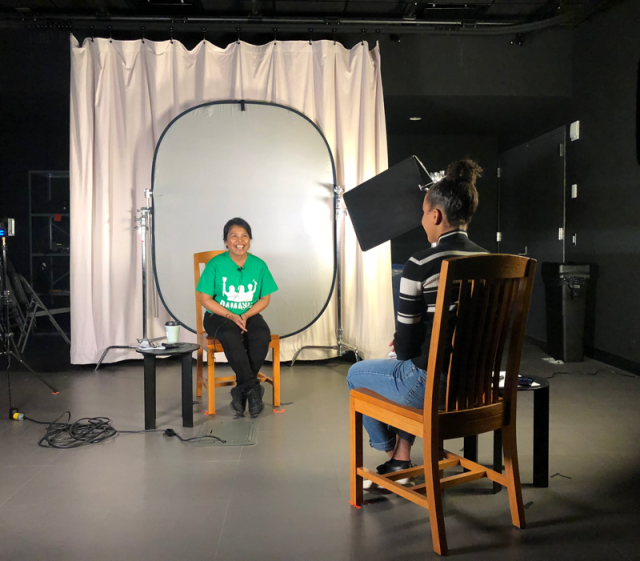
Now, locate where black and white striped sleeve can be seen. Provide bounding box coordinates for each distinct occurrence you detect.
[394,260,426,360]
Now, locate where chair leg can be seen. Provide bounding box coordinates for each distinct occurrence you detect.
[272,339,280,407]
[503,423,526,529]
[196,346,203,398]
[207,346,216,416]
[350,396,363,507]
[425,435,448,556]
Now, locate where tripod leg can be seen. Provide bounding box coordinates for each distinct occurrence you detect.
[289,345,338,367]
[95,345,137,371]
[6,335,59,393]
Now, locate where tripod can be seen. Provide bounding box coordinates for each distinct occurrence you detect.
[290,186,360,366]
[1,236,59,416]
[95,189,165,370]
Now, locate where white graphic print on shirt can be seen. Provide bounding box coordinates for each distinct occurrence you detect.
[220,277,258,310]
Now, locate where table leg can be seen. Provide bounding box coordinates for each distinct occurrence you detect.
[181,352,194,428]
[493,428,503,493]
[533,385,550,487]
[144,354,156,430]
[463,436,478,463]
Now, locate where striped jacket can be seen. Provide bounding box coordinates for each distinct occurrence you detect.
[394,230,488,370]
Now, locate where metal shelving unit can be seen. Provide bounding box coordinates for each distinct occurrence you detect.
[28,171,71,333]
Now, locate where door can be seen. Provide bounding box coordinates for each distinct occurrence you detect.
[499,127,566,341]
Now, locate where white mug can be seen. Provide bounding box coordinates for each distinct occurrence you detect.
[165,321,180,344]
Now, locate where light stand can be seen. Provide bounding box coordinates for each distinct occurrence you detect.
[95,189,164,370]
[1,223,58,417]
[290,186,360,366]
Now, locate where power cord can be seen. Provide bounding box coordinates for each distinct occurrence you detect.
[543,368,638,380]
[24,412,225,449]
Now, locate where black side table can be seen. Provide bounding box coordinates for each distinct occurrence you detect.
[463,374,550,490]
[136,343,200,430]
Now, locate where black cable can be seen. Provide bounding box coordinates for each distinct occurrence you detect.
[158,427,226,443]
[542,368,639,380]
[24,412,226,449]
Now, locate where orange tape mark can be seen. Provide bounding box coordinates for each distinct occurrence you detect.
[51,392,60,395]
[274,408,285,413]
[204,411,210,415]
[348,501,361,510]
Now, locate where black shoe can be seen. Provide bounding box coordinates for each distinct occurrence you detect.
[364,459,415,491]
[246,384,265,418]
[230,386,246,416]
[376,459,416,484]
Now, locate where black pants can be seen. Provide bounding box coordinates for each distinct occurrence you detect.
[203,312,271,392]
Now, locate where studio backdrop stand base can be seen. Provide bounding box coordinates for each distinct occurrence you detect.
[290,329,360,367]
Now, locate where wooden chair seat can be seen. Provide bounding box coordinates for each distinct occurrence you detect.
[194,250,281,416]
[350,254,536,556]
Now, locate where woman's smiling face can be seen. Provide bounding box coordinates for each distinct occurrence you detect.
[226,225,251,258]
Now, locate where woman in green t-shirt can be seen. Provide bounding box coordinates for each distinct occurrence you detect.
[196,217,278,418]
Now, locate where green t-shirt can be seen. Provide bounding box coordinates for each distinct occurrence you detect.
[196,252,278,316]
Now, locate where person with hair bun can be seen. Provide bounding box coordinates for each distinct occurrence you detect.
[347,159,488,488]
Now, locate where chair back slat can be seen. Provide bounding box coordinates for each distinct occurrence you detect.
[193,250,225,335]
[492,279,519,404]
[458,280,484,409]
[427,255,536,416]
[444,279,472,411]
[479,281,504,405]
[467,279,494,408]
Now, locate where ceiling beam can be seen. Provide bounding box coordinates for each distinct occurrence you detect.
[0,1,606,36]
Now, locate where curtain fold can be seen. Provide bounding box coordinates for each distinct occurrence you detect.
[70,36,394,364]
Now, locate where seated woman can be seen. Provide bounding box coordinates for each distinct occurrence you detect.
[196,217,278,418]
[347,160,487,486]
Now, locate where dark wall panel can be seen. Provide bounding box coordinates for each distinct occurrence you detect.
[0,31,70,277]
[387,134,498,264]
[381,30,572,97]
[566,0,640,364]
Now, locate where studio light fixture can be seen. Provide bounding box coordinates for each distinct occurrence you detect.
[409,116,422,121]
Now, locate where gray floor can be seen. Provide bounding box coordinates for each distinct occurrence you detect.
[1,341,639,561]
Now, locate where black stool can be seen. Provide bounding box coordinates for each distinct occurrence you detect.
[463,374,550,490]
[136,343,200,430]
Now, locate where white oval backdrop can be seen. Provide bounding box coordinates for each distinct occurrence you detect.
[152,101,336,337]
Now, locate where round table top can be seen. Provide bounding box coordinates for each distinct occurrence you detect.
[135,342,200,356]
[517,373,550,391]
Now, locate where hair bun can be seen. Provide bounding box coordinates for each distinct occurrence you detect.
[445,159,483,185]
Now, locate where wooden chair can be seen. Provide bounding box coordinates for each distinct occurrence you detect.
[193,250,280,415]
[350,254,536,556]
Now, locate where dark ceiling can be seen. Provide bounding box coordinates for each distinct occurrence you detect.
[0,1,606,36]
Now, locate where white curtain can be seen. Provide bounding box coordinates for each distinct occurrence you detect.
[69,36,394,364]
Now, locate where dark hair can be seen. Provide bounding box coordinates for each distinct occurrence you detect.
[223,217,253,242]
[425,159,482,227]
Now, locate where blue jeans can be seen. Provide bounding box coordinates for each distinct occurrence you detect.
[347,359,426,452]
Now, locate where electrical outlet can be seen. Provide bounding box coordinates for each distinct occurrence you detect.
[572,233,577,246]
[571,184,578,198]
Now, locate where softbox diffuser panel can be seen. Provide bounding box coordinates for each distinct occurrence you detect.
[152,101,336,337]
[343,156,430,251]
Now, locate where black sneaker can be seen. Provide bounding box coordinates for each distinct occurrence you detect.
[246,384,265,418]
[230,386,246,416]
[364,459,416,490]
